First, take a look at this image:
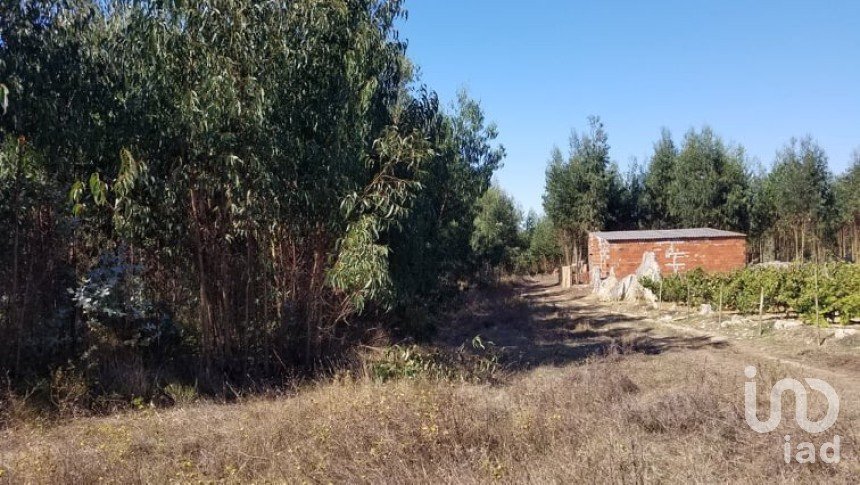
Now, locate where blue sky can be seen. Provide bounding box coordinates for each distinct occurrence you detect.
[398,1,860,214]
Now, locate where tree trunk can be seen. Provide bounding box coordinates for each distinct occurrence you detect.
[800,221,806,261]
[851,219,860,263]
[190,188,218,369]
[793,227,800,262]
[10,141,23,373]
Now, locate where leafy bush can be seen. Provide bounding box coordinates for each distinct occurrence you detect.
[645,263,860,325]
[370,345,437,381]
[368,337,500,383]
[163,383,198,406]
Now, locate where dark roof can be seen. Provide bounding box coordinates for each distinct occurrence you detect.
[590,228,746,242]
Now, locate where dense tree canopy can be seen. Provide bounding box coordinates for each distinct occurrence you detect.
[388,90,505,305]
[516,214,562,274]
[666,128,749,231]
[0,0,505,393]
[834,151,860,260]
[762,138,837,261]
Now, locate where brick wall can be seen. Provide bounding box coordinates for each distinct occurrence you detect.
[588,235,746,278]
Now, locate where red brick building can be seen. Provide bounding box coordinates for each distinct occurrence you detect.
[588,228,747,279]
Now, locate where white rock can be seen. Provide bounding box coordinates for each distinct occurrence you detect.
[698,304,713,315]
[635,251,661,282]
[773,319,803,330]
[833,328,858,340]
[611,275,636,300]
[596,272,619,301]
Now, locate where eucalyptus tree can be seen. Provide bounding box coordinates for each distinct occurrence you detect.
[0,0,442,376]
[604,160,644,230]
[642,129,678,228]
[387,90,505,306]
[833,151,859,260]
[520,215,562,274]
[470,186,522,271]
[766,137,836,261]
[543,116,612,266]
[0,135,70,375]
[747,166,778,261]
[666,127,749,232]
[523,209,539,239]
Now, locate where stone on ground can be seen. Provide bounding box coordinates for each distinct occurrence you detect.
[834,327,858,340]
[773,319,803,330]
[596,269,618,301]
[593,252,664,305]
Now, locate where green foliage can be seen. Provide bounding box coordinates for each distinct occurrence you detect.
[834,151,860,260]
[0,136,71,374]
[0,0,505,401]
[370,345,438,381]
[0,83,7,114]
[667,127,750,231]
[762,138,837,260]
[817,263,860,324]
[608,160,646,230]
[387,90,505,304]
[747,167,776,245]
[328,216,396,313]
[163,382,198,406]
[368,338,500,383]
[645,264,860,325]
[517,215,563,274]
[642,129,678,228]
[541,123,856,267]
[543,116,613,264]
[835,152,860,225]
[471,187,522,270]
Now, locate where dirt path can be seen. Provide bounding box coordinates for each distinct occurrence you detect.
[2,275,857,483]
[439,274,860,400]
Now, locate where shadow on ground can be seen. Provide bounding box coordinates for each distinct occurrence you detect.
[437,276,727,371]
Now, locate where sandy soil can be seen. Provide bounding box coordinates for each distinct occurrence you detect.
[439,274,860,401]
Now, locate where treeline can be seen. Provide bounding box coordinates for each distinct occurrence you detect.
[422,116,860,279]
[539,116,860,269]
[0,0,505,399]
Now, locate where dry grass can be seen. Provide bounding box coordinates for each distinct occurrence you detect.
[1,348,857,484]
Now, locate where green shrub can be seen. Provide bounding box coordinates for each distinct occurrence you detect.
[647,263,860,325]
[163,383,198,406]
[368,338,501,383]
